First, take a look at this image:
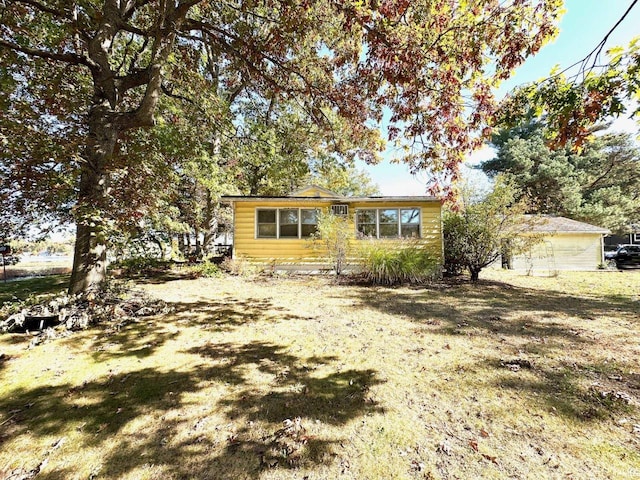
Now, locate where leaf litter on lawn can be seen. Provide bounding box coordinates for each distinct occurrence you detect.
[0,269,639,479]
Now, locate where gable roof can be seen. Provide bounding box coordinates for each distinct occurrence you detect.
[289,185,339,197]
[524,215,610,234]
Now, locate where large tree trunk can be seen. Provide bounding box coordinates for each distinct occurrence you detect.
[66,3,186,294]
[469,267,481,282]
[68,106,118,294]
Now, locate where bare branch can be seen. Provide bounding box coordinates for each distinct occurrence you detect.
[529,0,639,85]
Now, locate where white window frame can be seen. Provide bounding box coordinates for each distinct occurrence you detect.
[634,233,640,244]
[355,208,421,239]
[256,208,277,239]
[255,208,319,239]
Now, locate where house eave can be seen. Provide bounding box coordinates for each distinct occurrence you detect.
[220,195,441,203]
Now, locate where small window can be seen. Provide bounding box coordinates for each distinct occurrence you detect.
[257,209,276,238]
[279,209,299,238]
[356,209,377,237]
[301,209,319,237]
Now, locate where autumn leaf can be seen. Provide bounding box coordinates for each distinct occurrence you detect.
[482,453,499,465]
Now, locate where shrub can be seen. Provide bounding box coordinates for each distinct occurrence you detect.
[188,261,223,278]
[443,178,536,282]
[310,211,353,276]
[359,240,440,285]
[112,256,166,275]
[220,256,258,276]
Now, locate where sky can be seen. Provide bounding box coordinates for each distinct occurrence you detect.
[360,0,640,196]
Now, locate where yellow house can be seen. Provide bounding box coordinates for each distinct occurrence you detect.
[221,185,443,270]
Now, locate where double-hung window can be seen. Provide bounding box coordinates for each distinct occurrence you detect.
[356,208,421,238]
[256,208,319,239]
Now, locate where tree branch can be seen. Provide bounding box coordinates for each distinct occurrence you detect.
[161,83,197,105]
[13,0,64,17]
[0,38,89,66]
[116,68,151,93]
[184,18,318,97]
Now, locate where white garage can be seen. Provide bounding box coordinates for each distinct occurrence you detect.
[510,216,610,273]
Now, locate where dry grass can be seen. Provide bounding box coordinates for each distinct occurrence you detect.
[0,268,639,479]
[1,257,72,281]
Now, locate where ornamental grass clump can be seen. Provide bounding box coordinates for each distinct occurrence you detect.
[359,239,440,285]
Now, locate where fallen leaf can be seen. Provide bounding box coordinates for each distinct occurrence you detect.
[480,429,489,438]
[481,453,499,465]
[469,440,478,452]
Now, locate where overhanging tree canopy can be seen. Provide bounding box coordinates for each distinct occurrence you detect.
[0,0,562,293]
[482,125,640,232]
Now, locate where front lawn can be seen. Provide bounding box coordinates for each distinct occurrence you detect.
[0,269,638,479]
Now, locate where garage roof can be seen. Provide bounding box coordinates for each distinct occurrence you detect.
[524,215,610,234]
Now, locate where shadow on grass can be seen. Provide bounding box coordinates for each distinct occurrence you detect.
[488,357,638,421]
[2,339,381,479]
[57,295,308,364]
[118,269,197,285]
[348,279,639,422]
[170,296,309,328]
[349,279,638,343]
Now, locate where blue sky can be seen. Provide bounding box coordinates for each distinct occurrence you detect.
[361,0,640,196]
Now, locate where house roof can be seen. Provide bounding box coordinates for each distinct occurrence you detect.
[523,215,610,234]
[220,195,440,203]
[221,184,439,203]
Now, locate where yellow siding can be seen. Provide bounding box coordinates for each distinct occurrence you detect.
[232,200,443,266]
[511,233,604,272]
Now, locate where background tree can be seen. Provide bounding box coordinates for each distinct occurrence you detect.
[481,124,640,232]
[497,36,639,148]
[443,179,536,282]
[0,0,562,293]
[231,101,382,196]
[307,159,381,197]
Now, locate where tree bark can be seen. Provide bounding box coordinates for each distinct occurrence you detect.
[469,268,480,282]
[68,105,118,294]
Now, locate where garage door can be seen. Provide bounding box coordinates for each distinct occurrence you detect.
[511,234,602,272]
